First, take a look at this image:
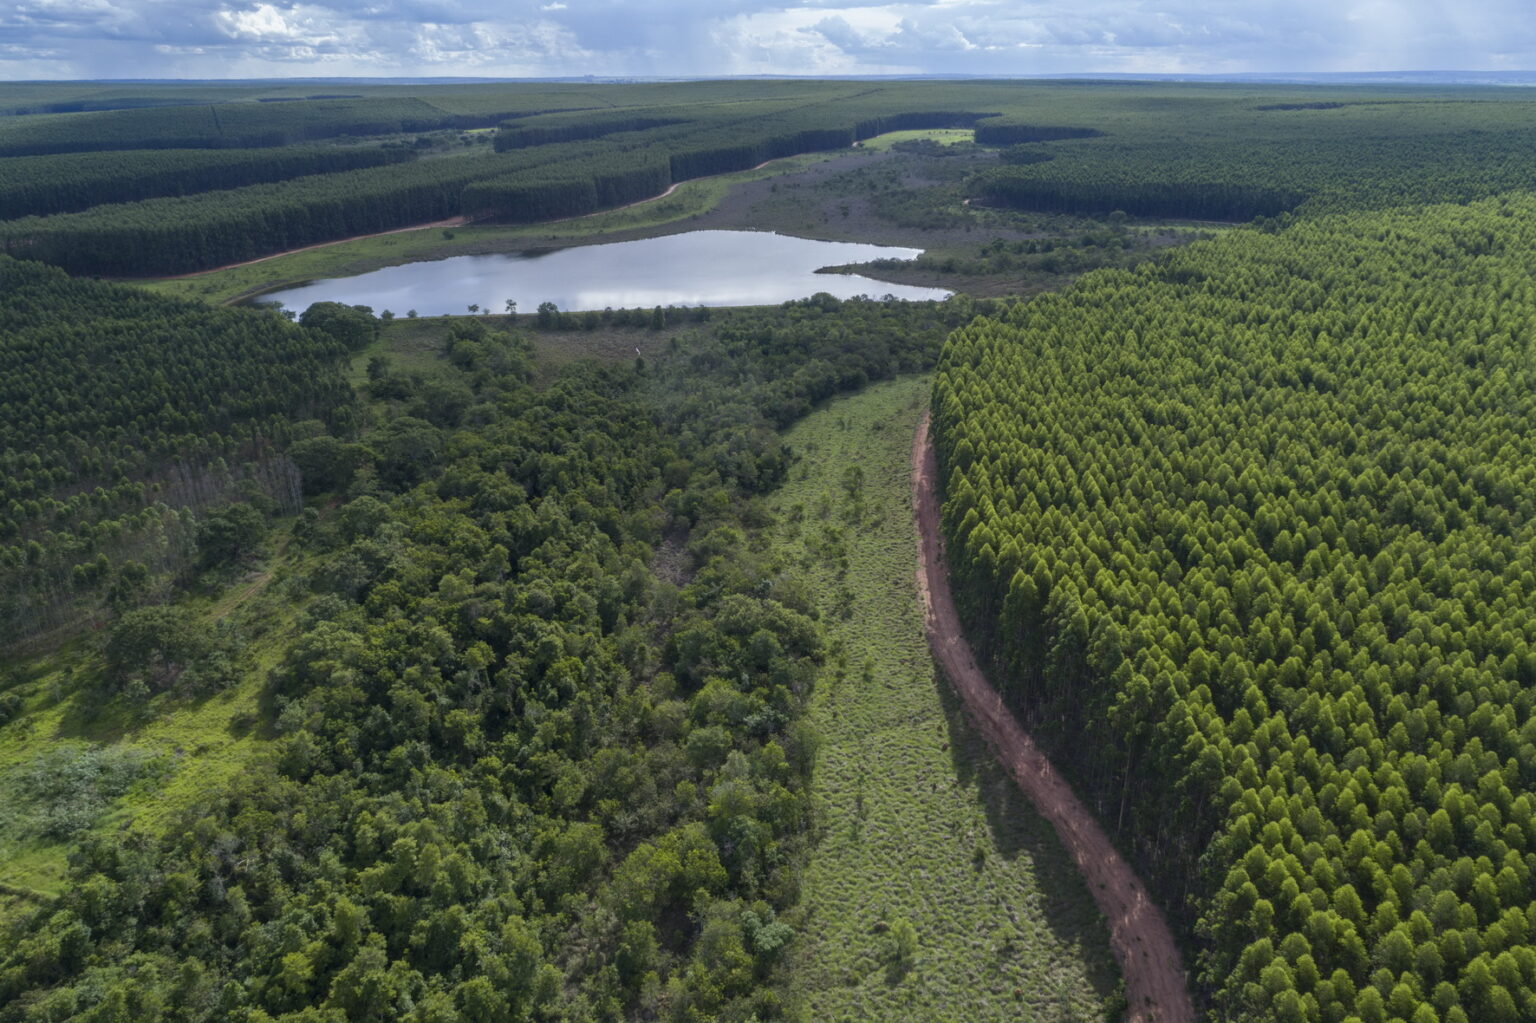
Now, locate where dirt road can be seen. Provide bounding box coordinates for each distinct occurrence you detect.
[911,411,1195,1023]
[544,156,797,224]
[544,181,682,224]
[158,217,473,279]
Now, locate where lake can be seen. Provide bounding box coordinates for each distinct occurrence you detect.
[257,230,950,315]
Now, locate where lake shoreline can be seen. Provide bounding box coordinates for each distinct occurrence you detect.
[255,229,951,317]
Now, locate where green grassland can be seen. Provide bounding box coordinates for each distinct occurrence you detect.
[857,128,976,152]
[769,376,1119,1021]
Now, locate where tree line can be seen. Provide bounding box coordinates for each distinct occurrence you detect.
[971,102,1536,221]
[0,145,411,220]
[0,95,601,157]
[0,256,357,643]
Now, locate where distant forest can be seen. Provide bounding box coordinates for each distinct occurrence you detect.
[6,81,1536,274]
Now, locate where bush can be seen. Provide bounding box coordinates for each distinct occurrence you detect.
[196,502,267,569]
[105,605,209,693]
[299,301,378,351]
[4,746,159,840]
[888,918,918,974]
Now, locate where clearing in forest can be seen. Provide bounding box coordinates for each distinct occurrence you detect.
[0,562,293,918]
[771,376,1120,1021]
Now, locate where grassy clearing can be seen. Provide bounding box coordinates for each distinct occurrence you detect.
[348,316,467,385]
[138,146,881,307]
[0,535,298,915]
[0,665,267,907]
[771,377,1119,1021]
[858,128,976,151]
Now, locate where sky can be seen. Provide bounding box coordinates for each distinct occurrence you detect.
[3,0,1536,80]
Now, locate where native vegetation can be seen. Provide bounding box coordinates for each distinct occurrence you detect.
[0,285,1015,1020]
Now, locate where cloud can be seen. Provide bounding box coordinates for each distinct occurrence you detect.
[808,15,869,53]
[218,4,287,40]
[1,0,1535,78]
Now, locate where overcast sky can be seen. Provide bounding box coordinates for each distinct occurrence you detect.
[3,0,1535,80]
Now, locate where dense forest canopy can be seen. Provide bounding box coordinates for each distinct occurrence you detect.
[0,146,412,220]
[0,256,356,644]
[0,242,994,1017]
[933,193,1536,1023]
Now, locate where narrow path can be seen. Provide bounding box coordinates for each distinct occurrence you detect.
[912,412,1195,1023]
[543,159,782,224]
[209,530,292,620]
[543,181,682,224]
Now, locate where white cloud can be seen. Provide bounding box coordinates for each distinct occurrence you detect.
[3,0,1536,78]
[216,4,310,42]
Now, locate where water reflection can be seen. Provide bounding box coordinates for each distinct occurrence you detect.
[258,230,950,315]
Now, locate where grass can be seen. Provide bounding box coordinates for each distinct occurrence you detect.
[857,128,976,152]
[0,533,299,917]
[770,376,1120,1021]
[348,317,466,385]
[137,145,887,307]
[0,662,268,908]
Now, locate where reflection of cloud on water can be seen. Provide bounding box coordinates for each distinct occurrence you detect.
[566,276,936,308]
[264,230,949,316]
[569,290,726,308]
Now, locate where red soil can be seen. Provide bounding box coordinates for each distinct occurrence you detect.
[912,410,1195,1023]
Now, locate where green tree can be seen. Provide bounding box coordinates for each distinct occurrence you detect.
[196,502,266,569]
[105,604,208,692]
[288,435,372,495]
[300,301,378,351]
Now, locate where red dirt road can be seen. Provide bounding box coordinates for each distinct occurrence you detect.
[912,411,1195,1023]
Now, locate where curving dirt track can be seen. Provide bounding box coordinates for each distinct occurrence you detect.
[912,411,1195,1023]
[158,217,473,279]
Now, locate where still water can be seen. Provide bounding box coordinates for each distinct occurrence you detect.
[258,230,950,315]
